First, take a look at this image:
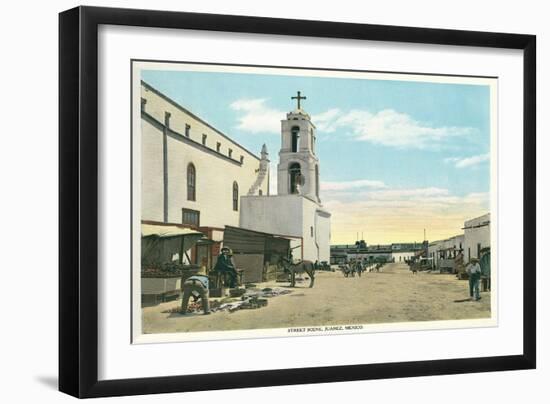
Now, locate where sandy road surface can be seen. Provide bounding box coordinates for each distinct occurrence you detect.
[142,262,491,334]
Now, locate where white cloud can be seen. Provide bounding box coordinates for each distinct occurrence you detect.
[322,186,451,204]
[365,187,449,200]
[313,108,475,149]
[311,109,341,132]
[455,153,490,168]
[230,100,476,150]
[321,179,387,191]
[230,98,284,134]
[444,153,490,168]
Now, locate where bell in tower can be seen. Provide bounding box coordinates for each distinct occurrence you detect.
[277,91,321,203]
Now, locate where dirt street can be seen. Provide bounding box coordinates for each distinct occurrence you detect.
[142,262,491,334]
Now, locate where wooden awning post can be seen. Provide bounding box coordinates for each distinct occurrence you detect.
[179,236,185,264]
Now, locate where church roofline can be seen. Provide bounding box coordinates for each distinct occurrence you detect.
[142,111,245,166]
[141,80,260,161]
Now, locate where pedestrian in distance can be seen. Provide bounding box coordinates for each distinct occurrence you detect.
[356,260,363,277]
[466,257,482,301]
[180,267,211,315]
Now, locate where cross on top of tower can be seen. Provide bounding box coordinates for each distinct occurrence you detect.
[291,91,307,110]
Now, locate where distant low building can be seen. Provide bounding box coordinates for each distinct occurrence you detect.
[427,234,464,272]
[330,242,426,265]
[427,212,490,271]
[428,235,464,267]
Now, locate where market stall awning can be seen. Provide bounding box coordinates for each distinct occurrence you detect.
[141,224,205,266]
[223,225,291,255]
[141,224,203,239]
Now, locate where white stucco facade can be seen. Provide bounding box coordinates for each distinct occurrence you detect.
[428,234,464,267]
[141,83,331,262]
[392,251,416,262]
[140,81,268,228]
[239,195,331,262]
[463,213,491,261]
[427,213,490,267]
[277,109,321,203]
[239,100,331,263]
[427,242,440,263]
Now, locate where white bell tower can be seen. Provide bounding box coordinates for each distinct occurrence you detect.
[277,91,321,203]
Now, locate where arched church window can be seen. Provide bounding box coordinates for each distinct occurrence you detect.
[311,128,315,154]
[289,162,302,194]
[232,181,239,211]
[187,163,196,201]
[291,126,300,152]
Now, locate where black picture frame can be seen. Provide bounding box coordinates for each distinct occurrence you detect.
[59,6,536,398]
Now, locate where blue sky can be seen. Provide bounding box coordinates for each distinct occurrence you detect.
[142,68,492,244]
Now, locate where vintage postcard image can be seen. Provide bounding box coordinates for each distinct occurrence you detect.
[131,61,497,343]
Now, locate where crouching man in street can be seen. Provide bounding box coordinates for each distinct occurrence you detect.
[181,271,211,315]
[466,257,482,301]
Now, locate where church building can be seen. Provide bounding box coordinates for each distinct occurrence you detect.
[240,92,332,263]
[140,80,269,229]
[140,81,331,268]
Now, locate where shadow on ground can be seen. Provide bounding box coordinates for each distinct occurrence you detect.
[35,375,58,390]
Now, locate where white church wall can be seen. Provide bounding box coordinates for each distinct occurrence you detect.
[300,199,316,262]
[141,118,165,222]
[142,82,259,166]
[315,211,331,263]
[141,82,331,262]
[277,156,319,202]
[300,198,331,263]
[280,117,314,152]
[239,195,304,237]
[140,82,267,228]
[278,110,320,202]
[239,195,331,262]
[165,135,254,227]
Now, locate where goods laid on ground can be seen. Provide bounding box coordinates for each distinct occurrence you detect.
[163,287,292,314]
[212,287,291,313]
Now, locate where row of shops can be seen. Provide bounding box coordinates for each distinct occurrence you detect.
[427,213,491,273]
[140,221,301,305]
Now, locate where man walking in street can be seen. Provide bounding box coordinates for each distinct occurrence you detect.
[466,257,482,301]
[180,269,211,315]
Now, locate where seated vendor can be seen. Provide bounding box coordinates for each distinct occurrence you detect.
[214,247,238,288]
